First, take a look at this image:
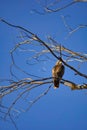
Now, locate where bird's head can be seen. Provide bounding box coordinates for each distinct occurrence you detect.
[56,60,62,65]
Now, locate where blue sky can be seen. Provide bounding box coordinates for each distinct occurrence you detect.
[0,1,87,130]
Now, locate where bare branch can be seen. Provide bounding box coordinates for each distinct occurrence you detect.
[44,1,77,13]
[61,15,87,38]
[0,14,87,123]
[62,79,87,90]
[74,0,87,2]
[1,19,87,79]
[0,76,87,120]
[25,84,52,111]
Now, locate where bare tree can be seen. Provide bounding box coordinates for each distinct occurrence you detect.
[0,0,87,129]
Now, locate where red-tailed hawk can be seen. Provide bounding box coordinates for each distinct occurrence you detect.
[52,60,65,88]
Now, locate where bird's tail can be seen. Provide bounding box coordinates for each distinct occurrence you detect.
[53,79,60,89]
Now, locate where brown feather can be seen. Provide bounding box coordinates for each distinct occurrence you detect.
[52,60,65,88]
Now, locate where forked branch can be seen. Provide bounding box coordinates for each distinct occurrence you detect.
[0,18,87,79]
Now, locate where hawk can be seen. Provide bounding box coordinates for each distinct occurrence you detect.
[52,60,65,88]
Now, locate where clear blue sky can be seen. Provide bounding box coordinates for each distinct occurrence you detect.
[0,1,87,130]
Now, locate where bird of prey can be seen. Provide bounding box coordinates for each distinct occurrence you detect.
[52,60,65,88]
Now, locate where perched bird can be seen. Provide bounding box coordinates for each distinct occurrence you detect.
[52,60,65,88]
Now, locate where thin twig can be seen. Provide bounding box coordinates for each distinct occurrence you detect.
[44,1,77,13]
